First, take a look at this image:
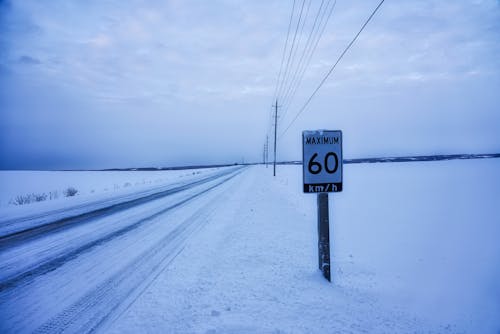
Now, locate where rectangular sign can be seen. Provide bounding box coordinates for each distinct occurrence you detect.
[302,130,343,193]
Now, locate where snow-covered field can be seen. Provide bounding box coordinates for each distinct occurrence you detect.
[0,159,499,333]
[0,167,223,218]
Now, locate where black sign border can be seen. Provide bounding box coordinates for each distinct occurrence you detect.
[302,130,343,193]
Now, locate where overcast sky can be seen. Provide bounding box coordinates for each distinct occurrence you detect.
[1,0,499,170]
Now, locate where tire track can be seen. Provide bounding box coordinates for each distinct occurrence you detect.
[0,168,244,293]
[33,170,233,334]
[0,167,243,250]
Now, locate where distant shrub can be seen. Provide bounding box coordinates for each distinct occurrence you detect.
[10,192,48,205]
[64,187,78,197]
[33,193,47,202]
[123,182,132,187]
[11,194,32,205]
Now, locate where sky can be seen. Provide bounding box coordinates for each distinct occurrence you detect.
[1,0,499,170]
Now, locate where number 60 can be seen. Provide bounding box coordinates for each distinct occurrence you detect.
[308,152,339,175]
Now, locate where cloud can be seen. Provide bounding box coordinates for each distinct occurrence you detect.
[0,0,499,169]
[83,34,112,48]
[18,55,41,65]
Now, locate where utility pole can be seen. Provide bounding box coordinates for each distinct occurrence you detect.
[272,99,279,177]
[263,145,266,165]
[265,135,269,168]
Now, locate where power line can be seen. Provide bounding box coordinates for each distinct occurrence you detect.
[276,0,306,101]
[277,0,312,103]
[282,0,337,115]
[267,0,302,163]
[279,0,330,110]
[280,0,386,138]
[272,0,297,102]
[280,0,337,121]
[267,0,297,154]
[272,100,279,176]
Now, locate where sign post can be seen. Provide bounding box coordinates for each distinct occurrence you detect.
[317,192,330,280]
[303,130,343,282]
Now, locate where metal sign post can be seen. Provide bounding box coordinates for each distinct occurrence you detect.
[317,192,330,281]
[303,130,343,282]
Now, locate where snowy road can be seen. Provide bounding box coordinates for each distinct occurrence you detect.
[1,160,499,333]
[0,166,245,333]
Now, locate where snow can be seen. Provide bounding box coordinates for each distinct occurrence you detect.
[103,159,500,333]
[0,167,224,220]
[0,167,244,333]
[1,159,499,333]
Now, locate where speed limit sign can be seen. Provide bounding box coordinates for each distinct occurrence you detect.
[302,130,343,193]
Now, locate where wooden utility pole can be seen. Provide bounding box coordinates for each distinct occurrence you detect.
[265,135,269,168]
[262,144,266,165]
[272,100,278,177]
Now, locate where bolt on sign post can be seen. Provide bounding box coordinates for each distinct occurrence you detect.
[302,130,343,282]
